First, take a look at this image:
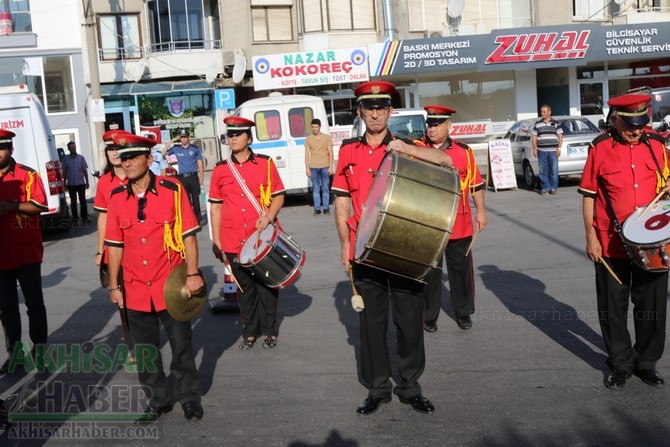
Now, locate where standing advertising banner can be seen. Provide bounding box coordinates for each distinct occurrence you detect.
[252,48,369,91]
[487,139,517,191]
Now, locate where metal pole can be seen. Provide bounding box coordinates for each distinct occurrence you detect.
[383,0,394,41]
[81,0,105,171]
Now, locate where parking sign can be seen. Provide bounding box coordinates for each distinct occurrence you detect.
[215,89,236,110]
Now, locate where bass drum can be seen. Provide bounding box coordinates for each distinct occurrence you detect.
[354,151,460,280]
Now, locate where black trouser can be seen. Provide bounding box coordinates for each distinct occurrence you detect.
[0,263,48,355]
[423,236,475,323]
[595,257,668,372]
[177,174,201,218]
[352,263,425,400]
[126,308,200,407]
[226,253,279,339]
[67,184,88,219]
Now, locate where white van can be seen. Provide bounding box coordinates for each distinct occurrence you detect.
[231,94,331,194]
[352,108,427,140]
[0,84,68,229]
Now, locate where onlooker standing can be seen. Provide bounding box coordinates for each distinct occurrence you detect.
[164,129,204,219]
[532,105,563,195]
[62,141,91,221]
[0,130,49,375]
[579,93,668,389]
[304,118,333,215]
[106,133,204,422]
[420,105,487,332]
[144,134,168,176]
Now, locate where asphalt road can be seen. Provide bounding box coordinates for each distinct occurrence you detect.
[1,176,669,447]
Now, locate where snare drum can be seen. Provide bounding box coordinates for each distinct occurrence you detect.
[238,224,306,288]
[622,200,670,271]
[354,151,461,280]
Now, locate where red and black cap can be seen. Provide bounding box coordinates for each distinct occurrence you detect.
[424,105,457,125]
[224,116,255,137]
[607,93,652,127]
[112,133,155,159]
[354,81,395,108]
[0,129,15,149]
[102,130,131,150]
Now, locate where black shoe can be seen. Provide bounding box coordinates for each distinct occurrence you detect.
[356,395,391,415]
[423,321,438,333]
[135,403,173,424]
[0,358,23,375]
[182,400,204,421]
[323,209,330,215]
[399,394,435,414]
[457,316,473,330]
[313,210,322,216]
[635,368,665,386]
[605,369,631,389]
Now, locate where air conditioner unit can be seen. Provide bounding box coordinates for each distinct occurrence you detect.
[424,29,447,39]
[222,48,245,66]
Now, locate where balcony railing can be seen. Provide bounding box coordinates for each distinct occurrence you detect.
[98,40,221,61]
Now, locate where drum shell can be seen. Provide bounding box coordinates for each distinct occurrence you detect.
[239,226,306,288]
[355,152,460,280]
[622,200,670,271]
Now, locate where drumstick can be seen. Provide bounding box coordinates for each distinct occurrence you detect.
[637,190,666,220]
[465,228,480,257]
[222,256,244,294]
[599,256,622,285]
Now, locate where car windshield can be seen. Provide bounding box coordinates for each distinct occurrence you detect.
[557,118,599,135]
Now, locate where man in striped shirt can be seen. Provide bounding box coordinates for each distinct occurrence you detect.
[532,105,563,195]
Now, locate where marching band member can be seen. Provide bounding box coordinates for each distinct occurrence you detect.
[209,116,286,350]
[420,105,487,332]
[332,81,451,415]
[579,93,669,389]
[105,133,204,422]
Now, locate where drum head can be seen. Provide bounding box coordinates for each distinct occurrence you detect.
[355,154,394,259]
[623,200,670,244]
[239,225,276,265]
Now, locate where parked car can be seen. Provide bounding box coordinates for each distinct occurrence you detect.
[352,108,427,140]
[503,116,601,189]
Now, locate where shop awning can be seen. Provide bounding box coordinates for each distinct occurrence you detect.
[101,79,214,96]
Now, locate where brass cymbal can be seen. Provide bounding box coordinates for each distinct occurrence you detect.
[164,264,207,322]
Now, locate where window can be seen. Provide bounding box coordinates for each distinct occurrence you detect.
[327,0,374,31]
[252,6,293,42]
[2,0,31,33]
[147,0,212,52]
[43,56,75,114]
[407,0,444,32]
[573,0,608,20]
[98,14,142,61]
[300,0,323,33]
[255,110,282,141]
[288,107,314,138]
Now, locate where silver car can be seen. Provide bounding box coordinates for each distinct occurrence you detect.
[504,116,601,189]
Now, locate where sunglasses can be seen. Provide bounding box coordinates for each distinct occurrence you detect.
[137,197,147,222]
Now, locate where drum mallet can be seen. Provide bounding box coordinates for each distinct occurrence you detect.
[598,256,622,285]
[637,190,665,220]
[349,270,365,312]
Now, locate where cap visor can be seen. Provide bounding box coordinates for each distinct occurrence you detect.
[621,114,650,126]
[359,98,392,108]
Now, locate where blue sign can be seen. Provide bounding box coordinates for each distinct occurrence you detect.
[215,89,236,109]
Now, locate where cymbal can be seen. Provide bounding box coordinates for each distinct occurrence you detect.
[164,264,207,322]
